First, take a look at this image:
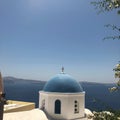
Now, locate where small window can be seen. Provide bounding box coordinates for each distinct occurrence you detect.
[55,100,61,114]
[75,105,77,107]
[74,100,79,113]
[75,100,77,103]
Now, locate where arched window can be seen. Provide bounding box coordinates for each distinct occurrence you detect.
[74,100,79,113]
[55,99,61,114]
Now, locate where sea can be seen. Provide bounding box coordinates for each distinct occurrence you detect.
[3,77,120,111]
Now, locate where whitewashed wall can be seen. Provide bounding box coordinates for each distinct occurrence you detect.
[39,91,85,120]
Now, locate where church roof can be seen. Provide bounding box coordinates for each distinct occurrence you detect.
[43,73,83,93]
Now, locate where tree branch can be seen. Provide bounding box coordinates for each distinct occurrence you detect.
[91,0,120,14]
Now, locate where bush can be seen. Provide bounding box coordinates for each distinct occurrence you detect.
[92,111,119,120]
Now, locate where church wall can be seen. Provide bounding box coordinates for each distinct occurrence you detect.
[65,93,85,119]
[39,91,85,120]
[39,92,48,109]
[46,93,67,119]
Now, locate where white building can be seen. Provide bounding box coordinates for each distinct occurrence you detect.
[3,70,93,120]
[39,70,90,120]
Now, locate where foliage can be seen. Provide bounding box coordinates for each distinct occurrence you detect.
[103,24,120,40]
[91,0,120,40]
[92,111,120,120]
[91,0,120,90]
[109,62,120,92]
[91,0,120,14]
[113,63,120,80]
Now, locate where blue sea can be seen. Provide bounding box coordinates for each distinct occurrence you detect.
[3,77,120,111]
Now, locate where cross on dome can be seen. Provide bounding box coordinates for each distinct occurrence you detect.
[61,67,64,73]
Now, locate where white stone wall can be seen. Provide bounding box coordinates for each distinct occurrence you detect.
[39,91,85,120]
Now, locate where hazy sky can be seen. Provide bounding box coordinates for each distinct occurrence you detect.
[0,0,120,83]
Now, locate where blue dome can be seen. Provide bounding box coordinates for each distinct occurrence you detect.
[43,73,83,93]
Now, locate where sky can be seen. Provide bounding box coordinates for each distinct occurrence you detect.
[0,0,120,83]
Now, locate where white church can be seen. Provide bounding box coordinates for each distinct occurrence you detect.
[39,68,92,120]
[3,69,93,120]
